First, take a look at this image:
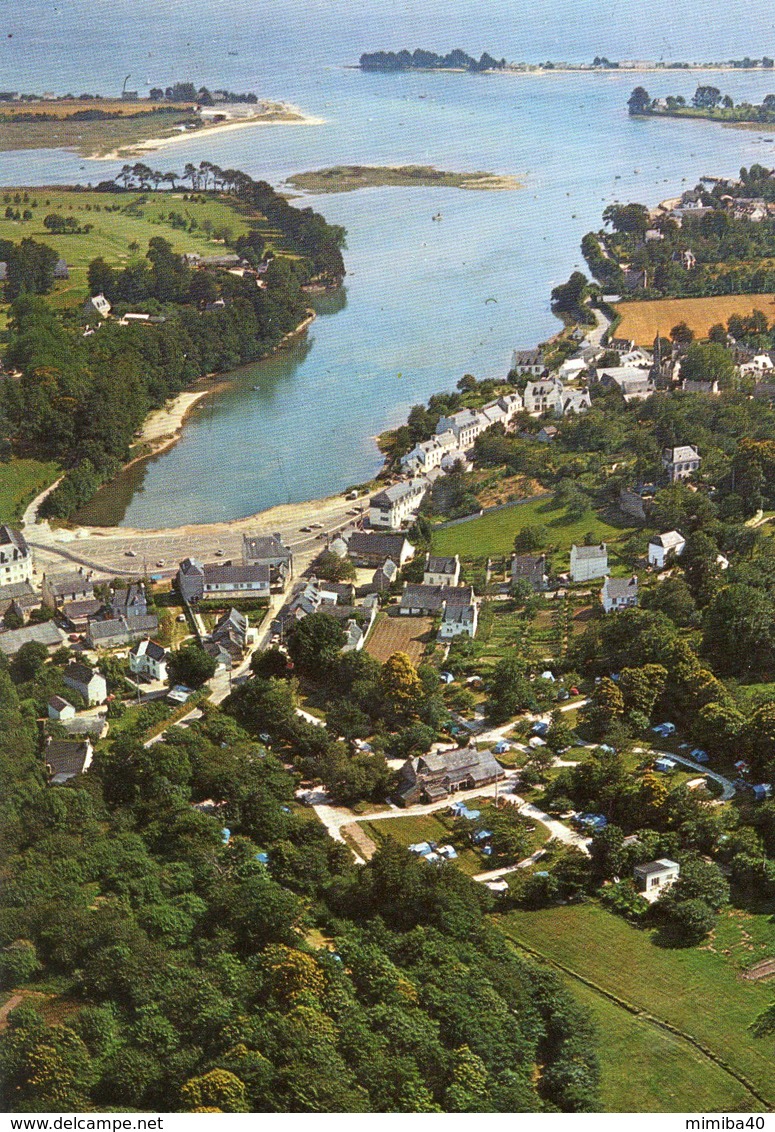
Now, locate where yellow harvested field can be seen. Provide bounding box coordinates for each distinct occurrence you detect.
[615,295,775,344]
[365,613,433,665]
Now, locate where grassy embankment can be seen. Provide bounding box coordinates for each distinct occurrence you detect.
[0,458,60,524]
[286,165,521,194]
[431,496,634,561]
[0,99,308,157]
[615,293,775,346]
[499,901,775,1111]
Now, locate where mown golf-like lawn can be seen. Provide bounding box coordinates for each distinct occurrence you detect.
[431,497,633,560]
[498,901,775,1109]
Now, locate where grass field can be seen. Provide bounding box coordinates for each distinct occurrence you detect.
[499,902,775,1109]
[365,611,433,664]
[431,497,634,560]
[569,978,756,1112]
[0,189,260,310]
[615,294,775,345]
[0,458,59,523]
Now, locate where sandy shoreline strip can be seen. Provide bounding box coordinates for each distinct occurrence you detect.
[90,107,326,161]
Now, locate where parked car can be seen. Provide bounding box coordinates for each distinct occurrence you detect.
[125,549,137,557]
[214,548,225,556]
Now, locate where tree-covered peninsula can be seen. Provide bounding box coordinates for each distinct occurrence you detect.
[359,49,506,72]
[628,83,775,125]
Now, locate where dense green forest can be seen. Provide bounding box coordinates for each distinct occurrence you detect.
[0,668,599,1113]
[0,169,346,520]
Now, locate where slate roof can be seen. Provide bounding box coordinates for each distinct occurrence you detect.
[242,533,292,561]
[371,479,426,508]
[651,530,685,550]
[48,695,73,712]
[347,531,412,560]
[88,614,158,642]
[45,739,91,783]
[203,563,270,586]
[603,575,639,601]
[0,525,29,557]
[0,621,65,655]
[130,638,167,661]
[572,543,607,560]
[65,662,100,687]
[512,554,546,580]
[664,445,699,462]
[634,858,679,877]
[0,580,35,601]
[426,555,458,576]
[400,583,474,612]
[45,571,94,596]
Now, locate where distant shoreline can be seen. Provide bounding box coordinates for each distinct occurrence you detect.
[352,63,775,76]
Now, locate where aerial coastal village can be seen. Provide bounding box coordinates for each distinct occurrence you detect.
[1,30,775,1116]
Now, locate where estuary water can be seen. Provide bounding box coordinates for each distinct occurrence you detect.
[4,3,775,525]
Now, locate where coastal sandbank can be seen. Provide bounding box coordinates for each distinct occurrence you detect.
[90,107,326,160]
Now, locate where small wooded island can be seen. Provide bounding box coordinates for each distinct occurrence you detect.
[628,83,775,126]
[286,165,521,193]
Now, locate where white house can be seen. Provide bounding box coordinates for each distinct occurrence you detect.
[438,602,478,640]
[523,378,563,415]
[648,530,686,569]
[423,554,461,588]
[435,408,485,448]
[129,638,169,682]
[570,543,608,583]
[400,429,458,473]
[511,348,545,375]
[63,662,107,706]
[47,695,76,722]
[84,293,111,319]
[633,858,680,901]
[369,479,428,529]
[0,526,33,587]
[662,445,700,482]
[601,574,639,614]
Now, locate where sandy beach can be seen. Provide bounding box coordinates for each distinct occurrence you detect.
[91,107,327,161]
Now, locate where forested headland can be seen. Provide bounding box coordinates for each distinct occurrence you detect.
[0,168,346,521]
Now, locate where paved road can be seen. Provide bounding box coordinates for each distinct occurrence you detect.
[24,492,367,582]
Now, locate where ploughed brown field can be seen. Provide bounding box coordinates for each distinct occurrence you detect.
[615,294,775,344]
[364,612,433,664]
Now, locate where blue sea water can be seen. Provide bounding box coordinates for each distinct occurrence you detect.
[4,1,775,525]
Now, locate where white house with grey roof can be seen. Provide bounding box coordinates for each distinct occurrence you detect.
[523,378,564,416]
[0,526,32,587]
[400,429,458,474]
[63,662,107,705]
[601,574,639,614]
[570,543,608,583]
[648,530,686,569]
[634,858,680,901]
[423,554,461,588]
[511,348,545,375]
[438,601,478,639]
[370,479,428,529]
[662,445,700,482]
[129,639,168,682]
